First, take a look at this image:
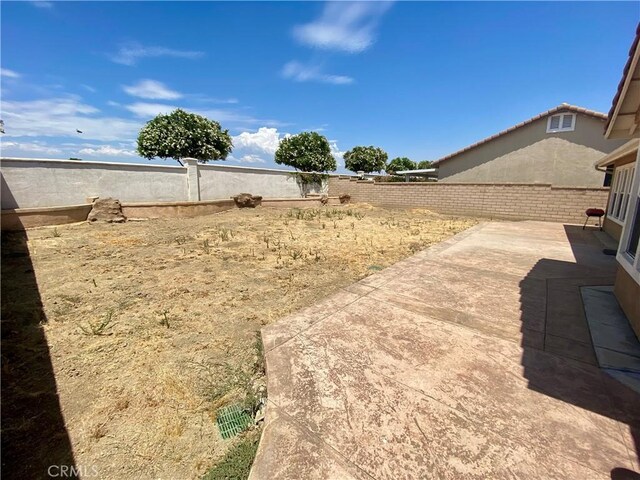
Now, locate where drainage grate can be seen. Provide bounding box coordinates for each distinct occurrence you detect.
[216,403,253,440]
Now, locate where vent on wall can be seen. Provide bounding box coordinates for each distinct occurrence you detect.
[547,113,576,133]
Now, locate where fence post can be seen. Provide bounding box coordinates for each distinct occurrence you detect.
[183,158,200,201]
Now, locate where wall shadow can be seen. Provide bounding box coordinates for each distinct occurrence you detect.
[1,186,77,478]
[519,225,639,477]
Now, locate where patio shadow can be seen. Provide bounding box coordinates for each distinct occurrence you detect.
[519,225,639,476]
[1,220,77,478]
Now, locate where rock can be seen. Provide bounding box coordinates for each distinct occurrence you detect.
[339,193,351,204]
[87,198,126,223]
[233,193,263,208]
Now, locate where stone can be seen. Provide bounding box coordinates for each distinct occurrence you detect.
[87,198,126,223]
[233,193,263,208]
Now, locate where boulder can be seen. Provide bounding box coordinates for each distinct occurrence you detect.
[87,198,126,223]
[339,193,351,204]
[233,193,263,208]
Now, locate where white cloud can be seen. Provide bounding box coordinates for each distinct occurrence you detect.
[233,127,281,155]
[228,154,266,164]
[329,139,345,168]
[228,127,343,167]
[282,61,353,85]
[1,96,142,141]
[123,102,287,130]
[227,127,287,164]
[30,1,53,9]
[293,1,393,53]
[0,140,62,155]
[123,79,182,100]
[81,84,96,93]
[110,42,204,66]
[1,68,20,79]
[125,102,177,118]
[78,145,136,157]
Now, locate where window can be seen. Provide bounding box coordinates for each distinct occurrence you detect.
[546,113,576,133]
[607,163,636,224]
[617,157,640,285]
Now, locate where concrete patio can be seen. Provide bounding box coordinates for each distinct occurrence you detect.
[250,221,640,479]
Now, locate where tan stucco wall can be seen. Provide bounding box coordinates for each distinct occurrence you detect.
[437,113,626,187]
[603,217,623,241]
[614,265,640,339]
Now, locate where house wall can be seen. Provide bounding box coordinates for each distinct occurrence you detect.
[614,264,640,339]
[437,113,626,187]
[603,218,623,241]
[329,176,609,224]
[0,158,321,210]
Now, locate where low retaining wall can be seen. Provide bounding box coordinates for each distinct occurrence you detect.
[1,204,93,230]
[0,196,346,230]
[122,200,236,219]
[328,177,609,224]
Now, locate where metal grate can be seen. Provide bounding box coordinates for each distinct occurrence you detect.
[216,403,253,440]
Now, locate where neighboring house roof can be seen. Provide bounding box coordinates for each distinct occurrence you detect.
[432,104,607,166]
[395,168,437,175]
[605,23,640,138]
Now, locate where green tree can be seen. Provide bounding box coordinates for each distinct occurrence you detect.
[136,109,233,165]
[386,157,416,174]
[274,131,336,172]
[417,160,433,169]
[343,146,388,173]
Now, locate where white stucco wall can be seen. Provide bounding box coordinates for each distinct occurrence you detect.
[1,158,186,209]
[198,164,325,200]
[0,158,324,209]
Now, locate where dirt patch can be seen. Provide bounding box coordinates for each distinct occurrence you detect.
[1,204,478,479]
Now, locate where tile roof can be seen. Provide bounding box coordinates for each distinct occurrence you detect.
[432,104,607,166]
[605,23,640,133]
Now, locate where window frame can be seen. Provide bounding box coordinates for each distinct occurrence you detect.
[546,113,576,133]
[617,152,640,285]
[607,163,636,225]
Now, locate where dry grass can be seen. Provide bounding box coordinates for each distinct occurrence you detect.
[4,204,477,479]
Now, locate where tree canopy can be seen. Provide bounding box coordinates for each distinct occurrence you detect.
[386,157,417,174]
[274,131,336,172]
[417,160,433,169]
[136,109,233,164]
[343,146,388,173]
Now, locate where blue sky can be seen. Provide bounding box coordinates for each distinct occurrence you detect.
[1,1,638,171]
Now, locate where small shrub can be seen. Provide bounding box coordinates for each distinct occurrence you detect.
[202,431,260,480]
[218,228,233,241]
[159,310,171,328]
[52,228,61,238]
[80,310,115,336]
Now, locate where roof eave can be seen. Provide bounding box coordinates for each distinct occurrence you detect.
[595,139,640,168]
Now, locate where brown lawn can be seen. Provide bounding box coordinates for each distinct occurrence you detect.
[1,204,477,479]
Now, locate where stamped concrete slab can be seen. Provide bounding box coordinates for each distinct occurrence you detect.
[251,221,639,479]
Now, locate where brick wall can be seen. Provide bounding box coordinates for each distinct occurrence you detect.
[328,177,609,224]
